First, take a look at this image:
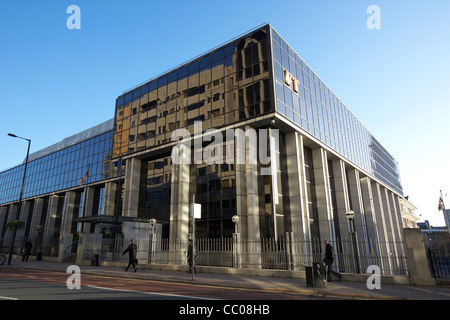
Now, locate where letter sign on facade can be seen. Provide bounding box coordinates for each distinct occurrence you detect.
[283,69,299,93]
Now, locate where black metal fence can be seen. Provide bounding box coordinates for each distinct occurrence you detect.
[101,235,409,276]
[427,249,450,279]
[0,235,59,258]
[0,233,411,277]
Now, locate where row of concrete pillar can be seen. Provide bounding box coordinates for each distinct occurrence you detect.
[1,127,405,271]
[284,131,405,268]
[165,128,406,271]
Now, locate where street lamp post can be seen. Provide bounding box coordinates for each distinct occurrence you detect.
[150,218,156,264]
[345,210,360,274]
[232,215,240,268]
[7,133,31,265]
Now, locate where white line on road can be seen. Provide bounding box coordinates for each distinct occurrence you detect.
[87,285,219,300]
[0,296,18,300]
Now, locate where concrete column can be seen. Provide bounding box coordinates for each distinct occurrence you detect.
[360,177,385,272]
[169,142,191,264]
[285,132,313,269]
[311,148,334,242]
[347,169,368,241]
[28,198,44,243]
[123,158,141,218]
[103,182,117,217]
[391,194,407,260]
[381,187,401,275]
[0,206,10,249]
[245,127,260,243]
[16,201,32,242]
[390,193,405,244]
[177,159,191,241]
[0,206,9,237]
[372,181,392,273]
[43,195,59,241]
[81,187,95,232]
[268,127,283,240]
[235,131,248,240]
[169,163,179,239]
[331,160,351,241]
[360,177,379,244]
[347,169,372,273]
[58,191,76,262]
[285,132,310,243]
[380,187,394,244]
[233,126,262,268]
[386,191,405,273]
[60,192,76,237]
[371,182,389,245]
[43,195,65,256]
[244,126,261,269]
[3,204,19,245]
[234,128,249,269]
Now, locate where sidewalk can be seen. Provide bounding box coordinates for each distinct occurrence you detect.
[4,259,450,300]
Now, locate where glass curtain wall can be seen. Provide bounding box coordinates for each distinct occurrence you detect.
[113,26,272,159]
[0,131,114,205]
[271,27,402,194]
[114,26,273,239]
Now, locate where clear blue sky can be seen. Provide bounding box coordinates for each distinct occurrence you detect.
[1,1,449,225]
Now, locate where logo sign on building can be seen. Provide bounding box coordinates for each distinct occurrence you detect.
[283,69,299,93]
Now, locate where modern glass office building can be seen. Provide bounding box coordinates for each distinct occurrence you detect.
[0,24,407,274]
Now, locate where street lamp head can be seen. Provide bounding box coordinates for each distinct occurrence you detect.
[345,210,355,220]
[232,215,240,224]
[150,218,156,227]
[7,133,31,142]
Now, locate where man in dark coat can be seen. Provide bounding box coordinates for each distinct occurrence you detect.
[324,240,342,281]
[122,239,137,272]
[22,239,33,262]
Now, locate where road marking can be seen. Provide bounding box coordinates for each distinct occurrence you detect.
[0,296,18,300]
[87,285,219,300]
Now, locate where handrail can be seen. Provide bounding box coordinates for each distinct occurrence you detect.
[64,240,79,251]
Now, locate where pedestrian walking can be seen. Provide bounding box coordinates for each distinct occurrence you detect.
[187,239,196,274]
[22,239,33,262]
[122,239,138,272]
[323,240,342,281]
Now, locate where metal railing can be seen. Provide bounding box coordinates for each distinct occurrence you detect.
[100,234,409,276]
[0,232,408,277]
[0,235,60,258]
[427,249,450,279]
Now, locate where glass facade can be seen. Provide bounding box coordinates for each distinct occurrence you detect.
[0,24,403,239]
[107,24,404,238]
[0,129,113,205]
[113,26,272,159]
[271,27,402,194]
[112,26,273,237]
[142,156,172,237]
[0,24,407,270]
